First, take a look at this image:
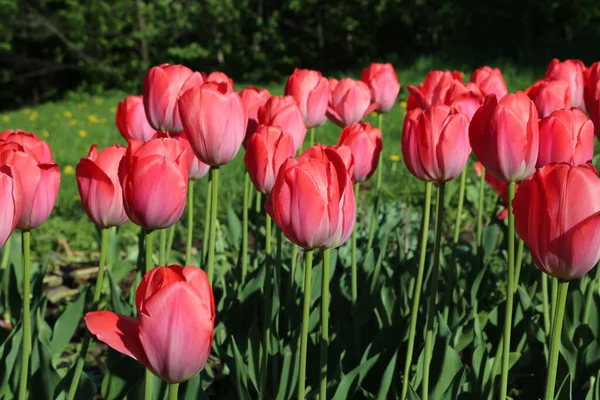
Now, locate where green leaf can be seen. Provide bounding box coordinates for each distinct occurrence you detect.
[106,269,134,316]
[230,337,251,400]
[554,374,572,400]
[226,206,242,250]
[375,350,398,400]
[50,290,86,358]
[331,353,380,400]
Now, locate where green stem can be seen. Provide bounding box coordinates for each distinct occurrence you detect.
[259,216,272,400]
[514,239,524,293]
[366,114,385,249]
[145,370,154,400]
[18,230,31,400]
[207,168,220,284]
[145,231,154,274]
[542,273,551,336]
[254,191,262,271]
[2,234,12,323]
[453,169,467,244]
[476,166,486,249]
[320,249,331,399]
[165,225,176,263]
[202,176,212,267]
[376,113,384,192]
[551,278,558,326]
[168,383,179,400]
[159,229,167,266]
[421,183,445,400]
[582,267,598,325]
[309,126,316,147]
[67,228,109,400]
[274,227,283,394]
[351,183,359,305]
[1,234,11,269]
[499,182,516,400]
[401,181,433,400]
[298,249,313,400]
[291,245,298,292]
[185,180,195,266]
[544,280,569,400]
[242,173,250,282]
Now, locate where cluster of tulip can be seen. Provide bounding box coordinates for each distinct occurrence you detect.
[400,59,600,400]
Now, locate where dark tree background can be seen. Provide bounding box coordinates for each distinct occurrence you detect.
[1,0,599,109]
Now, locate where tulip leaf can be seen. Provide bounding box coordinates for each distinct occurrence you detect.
[106,269,134,317]
[230,337,251,400]
[429,341,464,400]
[554,374,572,400]
[30,308,62,400]
[331,352,380,400]
[375,349,398,400]
[275,345,298,400]
[50,289,86,358]
[226,206,242,251]
[0,324,23,397]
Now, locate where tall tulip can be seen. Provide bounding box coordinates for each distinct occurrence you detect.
[116,95,156,142]
[407,70,462,111]
[142,64,205,133]
[239,87,271,145]
[258,95,306,152]
[76,144,129,228]
[327,78,377,127]
[402,109,430,182]
[0,165,22,248]
[361,63,401,113]
[444,80,485,120]
[337,122,382,183]
[537,108,594,168]
[584,62,600,139]
[0,130,53,162]
[85,265,215,383]
[284,68,330,128]
[470,66,509,99]
[545,58,586,110]
[525,78,571,118]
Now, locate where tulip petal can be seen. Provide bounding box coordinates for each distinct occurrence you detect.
[85,311,146,362]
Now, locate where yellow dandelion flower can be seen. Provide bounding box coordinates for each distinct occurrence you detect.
[459,71,465,80]
[69,119,78,126]
[390,154,401,162]
[78,129,87,137]
[63,111,72,118]
[63,165,74,175]
[399,101,407,109]
[42,130,50,138]
[95,98,103,105]
[370,112,378,117]
[28,112,39,121]
[72,195,81,201]
[23,108,31,115]
[109,106,117,113]
[88,114,100,124]
[2,115,9,122]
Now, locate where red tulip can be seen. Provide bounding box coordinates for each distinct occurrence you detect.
[329,145,355,178]
[206,71,234,90]
[537,108,594,168]
[0,143,60,230]
[85,265,214,383]
[406,70,462,111]
[402,109,429,181]
[584,62,600,139]
[76,144,128,228]
[118,137,188,230]
[265,145,355,250]
[337,122,382,182]
[116,95,156,142]
[258,96,307,152]
[327,78,377,127]
[513,163,600,280]
[328,78,339,101]
[444,80,485,120]
[0,130,53,162]
[142,64,205,133]
[239,87,271,145]
[469,92,539,182]
[244,125,295,195]
[178,82,247,167]
[469,66,508,99]
[473,161,515,220]
[0,165,22,247]
[525,78,571,118]
[545,58,586,110]
[284,69,329,128]
[361,63,401,113]
[172,132,210,180]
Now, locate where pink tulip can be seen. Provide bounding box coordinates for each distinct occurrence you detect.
[239,87,271,145]
[469,66,509,99]
[0,130,53,162]
[444,80,485,120]
[469,92,539,183]
[513,163,600,280]
[118,137,188,230]
[329,145,355,179]
[142,64,205,133]
[0,143,60,230]
[402,109,430,181]
[284,69,329,128]
[85,265,214,383]
[178,82,247,167]
[116,95,156,142]
[206,71,234,90]
[0,165,22,247]
[76,144,129,228]
[337,122,382,182]
[407,70,463,111]
[361,63,401,113]
[584,62,600,139]
[172,131,211,180]
[327,78,377,127]
[244,125,295,195]
[525,78,571,118]
[545,58,586,110]
[266,145,355,249]
[537,108,594,168]
[258,96,307,152]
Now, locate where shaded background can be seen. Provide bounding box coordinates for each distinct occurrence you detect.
[1,0,599,109]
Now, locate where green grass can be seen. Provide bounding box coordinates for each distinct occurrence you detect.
[0,56,542,258]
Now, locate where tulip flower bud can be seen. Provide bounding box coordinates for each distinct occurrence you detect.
[361,63,401,113]
[584,62,600,140]
[545,58,586,110]
[116,95,156,142]
[239,87,271,145]
[444,80,484,120]
[407,70,463,111]
[0,165,22,247]
[0,130,53,162]
[327,78,377,127]
[284,68,329,128]
[470,66,509,99]
[337,122,382,182]
[525,78,571,118]
[258,95,307,152]
[206,71,234,90]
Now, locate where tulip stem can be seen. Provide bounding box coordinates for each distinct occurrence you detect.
[513,239,524,293]
[499,182,516,400]
[1,235,11,269]
[18,230,31,400]
[551,278,558,327]
[254,191,262,271]
[242,173,250,282]
[291,245,298,291]
[67,228,109,400]
[145,371,153,400]
[542,273,551,336]
[476,166,486,250]
[366,114,384,249]
[582,267,598,325]
[168,383,179,400]
[351,183,360,305]
[2,234,12,324]
[309,127,316,147]
[320,248,331,399]
[165,225,176,264]
[401,181,432,400]
[422,182,445,400]
[202,176,212,267]
[207,167,220,284]
[159,229,167,266]
[453,168,466,244]
[544,280,569,400]
[298,249,313,400]
[145,230,154,274]
[185,180,195,266]
[259,216,273,400]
